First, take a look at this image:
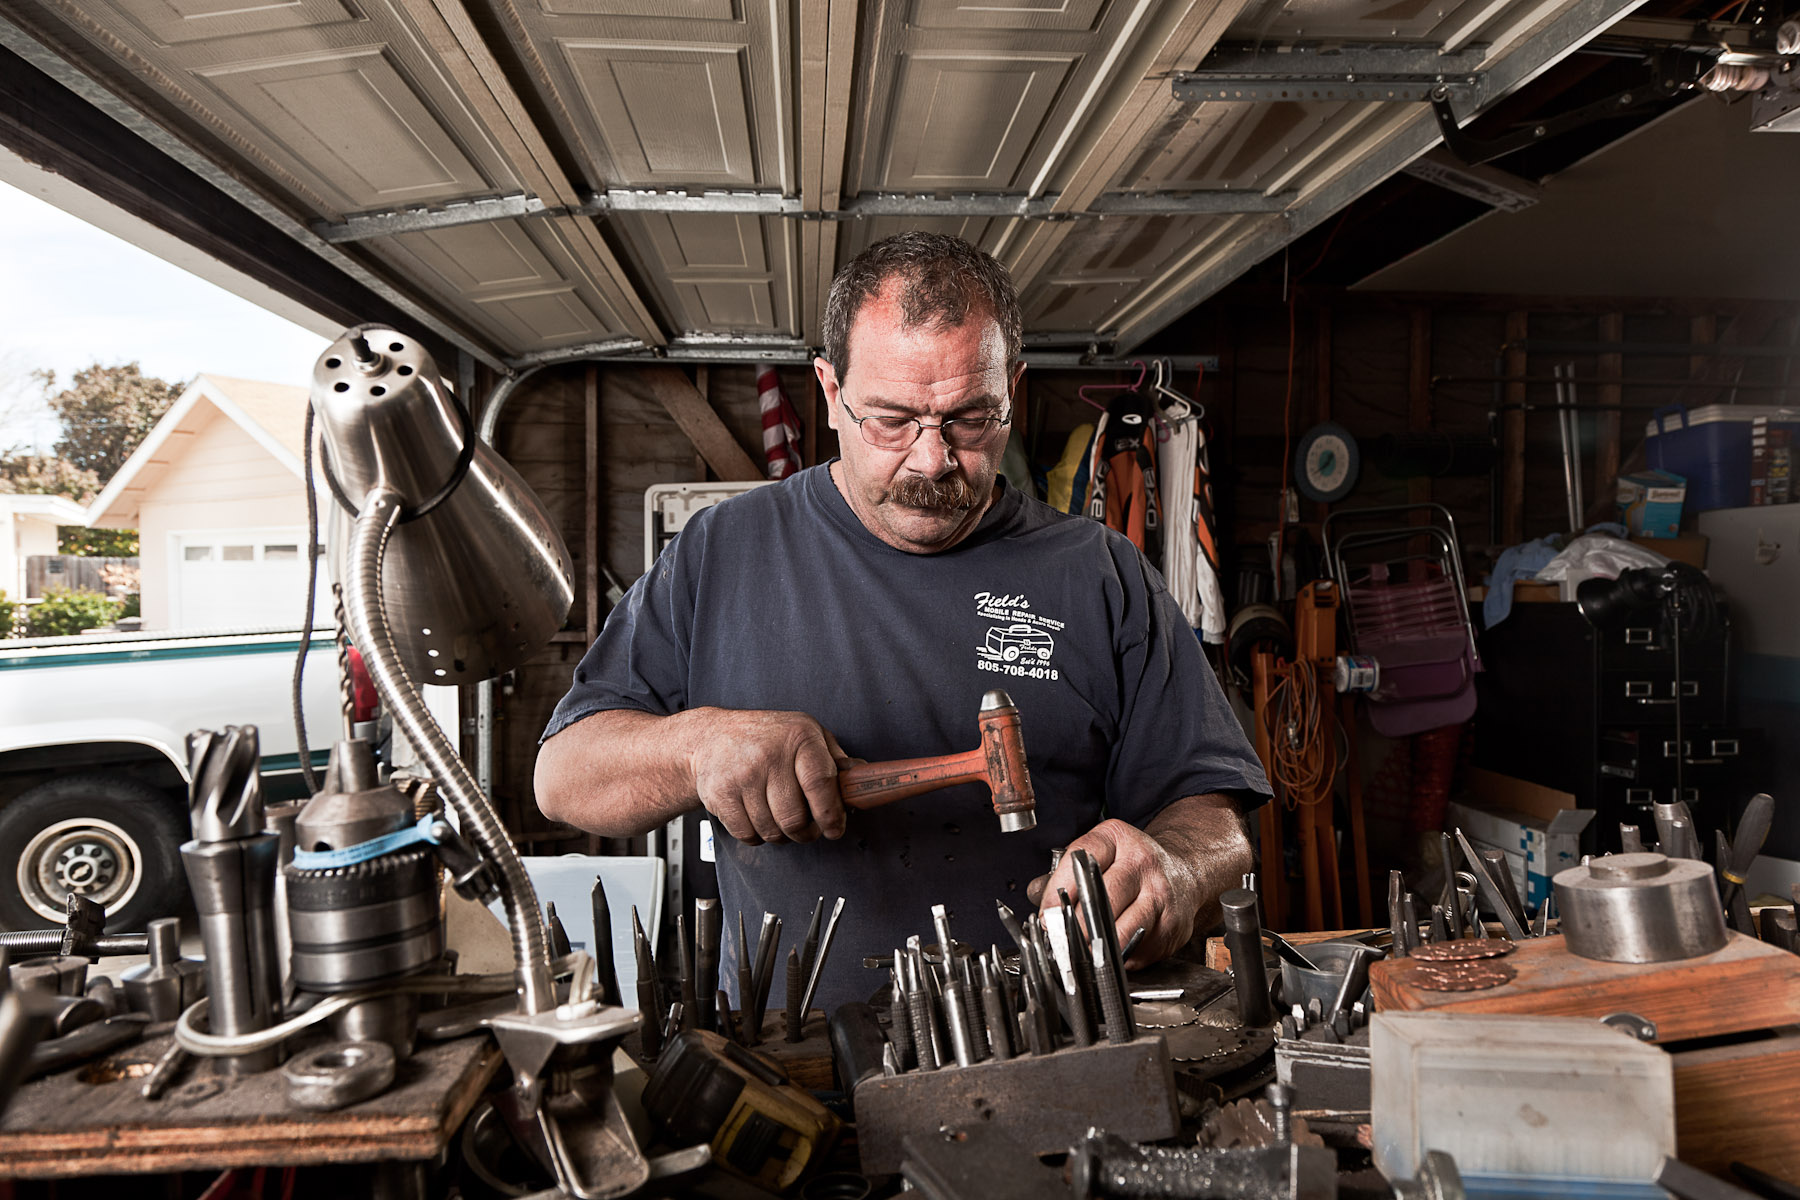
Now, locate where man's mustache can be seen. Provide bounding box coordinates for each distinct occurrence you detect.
[887,473,977,511]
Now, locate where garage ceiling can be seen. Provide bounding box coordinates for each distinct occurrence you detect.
[0,0,1651,372]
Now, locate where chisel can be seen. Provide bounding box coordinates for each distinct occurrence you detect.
[590,876,620,1007]
[696,898,721,1030]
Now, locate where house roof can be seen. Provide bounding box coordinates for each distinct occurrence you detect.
[0,494,89,525]
[87,375,309,529]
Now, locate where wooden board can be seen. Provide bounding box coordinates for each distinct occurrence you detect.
[0,1032,502,1179]
[1672,1030,1800,1178]
[1370,932,1800,1043]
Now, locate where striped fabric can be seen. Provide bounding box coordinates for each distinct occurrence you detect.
[757,367,805,480]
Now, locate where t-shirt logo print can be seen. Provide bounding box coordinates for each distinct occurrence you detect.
[974,591,1065,682]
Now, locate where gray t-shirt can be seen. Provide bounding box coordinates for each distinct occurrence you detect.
[545,463,1270,1010]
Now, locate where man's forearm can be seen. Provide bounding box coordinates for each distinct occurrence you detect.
[535,708,701,837]
[1146,793,1255,932]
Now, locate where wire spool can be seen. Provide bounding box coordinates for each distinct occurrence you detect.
[1333,654,1379,694]
[1553,853,1728,964]
[1293,423,1360,503]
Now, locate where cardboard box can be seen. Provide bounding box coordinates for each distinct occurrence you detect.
[1631,533,1708,569]
[1452,770,1594,909]
[1617,469,1686,538]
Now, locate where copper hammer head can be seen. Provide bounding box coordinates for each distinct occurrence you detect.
[834,688,1037,832]
[976,689,1036,833]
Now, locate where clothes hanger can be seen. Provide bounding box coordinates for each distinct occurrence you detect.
[1076,360,1148,413]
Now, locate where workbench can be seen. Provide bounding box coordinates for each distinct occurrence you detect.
[0,1030,503,1179]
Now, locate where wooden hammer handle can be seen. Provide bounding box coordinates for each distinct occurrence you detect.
[836,748,988,810]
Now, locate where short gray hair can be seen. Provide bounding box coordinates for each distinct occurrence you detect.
[821,233,1022,383]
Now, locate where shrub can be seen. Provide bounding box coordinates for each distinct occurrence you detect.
[26,588,122,638]
[120,593,141,620]
[0,590,13,638]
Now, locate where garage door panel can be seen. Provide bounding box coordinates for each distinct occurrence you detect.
[474,285,615,345]
[388,220,565,294]
[109,0,360,48]
[1022,277,1140,331]
[195,46,493,210]
[881,53,1076,188]
[680,279,775,328]
[906,0,1105,32]
[561,41,758,183]
[537,0,738,19]
[647,213,768,272]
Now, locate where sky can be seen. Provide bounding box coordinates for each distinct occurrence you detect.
[0,178,331,454]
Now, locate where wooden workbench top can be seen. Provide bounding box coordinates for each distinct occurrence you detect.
[1370,931,1800,1042]
[0,1032,503,1179]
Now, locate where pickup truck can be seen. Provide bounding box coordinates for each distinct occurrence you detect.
[0,628,345,932]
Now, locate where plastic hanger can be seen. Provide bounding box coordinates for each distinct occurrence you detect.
[1076,360,1148,413]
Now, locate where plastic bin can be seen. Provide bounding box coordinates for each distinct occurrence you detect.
[1372,1012,1674,1190]
[1644,404,1800,512]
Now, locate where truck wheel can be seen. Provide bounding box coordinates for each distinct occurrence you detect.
[0,775,190,932]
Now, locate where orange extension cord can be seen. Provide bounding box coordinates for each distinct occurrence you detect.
[1261,657,1337,807]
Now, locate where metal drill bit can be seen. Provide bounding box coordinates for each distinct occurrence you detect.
[632,905,663,1057]
[750,912,780,1038]
[1074,851,1132,1042]
[1429,904,1448,942]
[546,903,573,960]
[1387,871,1409,959]
[904,949,939,1071]
[1063,888,1102,1038]
[1060,899,1094,1047]
[798,897,845,1018]
[799,896,825,981]
[716,989,737,1043]
[784,948,804,1043]
[1454,828,1528,940]
[662,1002,682,1045]
[696,898,721,1031]
[888,966,915,1069]
[591,877,620,1007]
[882,1042,901,1077]
[958,953,989,1060]
[736,910,755,1041]
[141,1039,191,1100]
[1533,890,1553,937]
[980,954,1014,1060]
[930,904,957,970]
[1401,892,1420,951]
[942,976,976,1067]
[1478,847,1528,933]
[1439,832,1464,939]
[677,912,697,1031]
[995,899,1028,951]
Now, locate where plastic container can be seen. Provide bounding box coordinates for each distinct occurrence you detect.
[1372,1012,1674,1190]
[1644,404,1800,512]
[486,854,665,1010]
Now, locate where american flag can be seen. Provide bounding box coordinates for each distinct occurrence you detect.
[757,367,805,480]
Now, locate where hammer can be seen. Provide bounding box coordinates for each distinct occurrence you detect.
[835,689,1036,832]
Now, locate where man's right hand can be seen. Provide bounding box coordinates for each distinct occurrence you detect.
[686,709,853,845]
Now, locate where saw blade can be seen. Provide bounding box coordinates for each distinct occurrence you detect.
[1132,1000,1200,1029]
[1161,1025,1275,1077]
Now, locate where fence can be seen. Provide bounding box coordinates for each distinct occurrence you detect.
[24,556,139,598]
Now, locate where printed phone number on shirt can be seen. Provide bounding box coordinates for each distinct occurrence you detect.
[978,660,1060,681]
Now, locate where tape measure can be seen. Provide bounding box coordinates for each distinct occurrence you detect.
[1294,423,1360,503]
[1334,654,1379,694]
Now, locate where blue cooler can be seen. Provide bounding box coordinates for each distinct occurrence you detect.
[1645,404,1800,511]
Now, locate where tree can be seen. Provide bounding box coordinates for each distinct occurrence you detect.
[0,454,100,502]
[41,363,184,487]
[59,527,139,556]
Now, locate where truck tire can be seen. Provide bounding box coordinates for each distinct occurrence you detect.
[0,774,190,932]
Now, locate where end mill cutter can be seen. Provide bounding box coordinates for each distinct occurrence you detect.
[180,726,283,1074]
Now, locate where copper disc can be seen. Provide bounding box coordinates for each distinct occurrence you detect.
[1407,960,1517,991]
[1409,938,1515,962]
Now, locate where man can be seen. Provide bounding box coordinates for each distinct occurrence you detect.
[536,233,1269,1010]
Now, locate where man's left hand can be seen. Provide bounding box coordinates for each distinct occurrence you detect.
[1027,796,1252,969]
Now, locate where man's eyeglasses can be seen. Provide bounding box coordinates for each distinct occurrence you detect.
[838,397,1011,451]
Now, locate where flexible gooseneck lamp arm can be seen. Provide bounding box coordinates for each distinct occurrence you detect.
[313,327,575,1016]
[341,487,557,1013]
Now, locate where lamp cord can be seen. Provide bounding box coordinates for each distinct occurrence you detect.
[290,402,321,795]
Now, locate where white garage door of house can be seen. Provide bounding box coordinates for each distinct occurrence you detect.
[172,530,324,630]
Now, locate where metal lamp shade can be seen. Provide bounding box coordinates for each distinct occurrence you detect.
[313,327,574,685]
